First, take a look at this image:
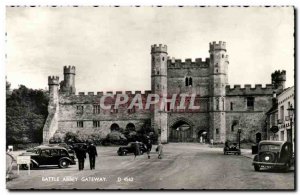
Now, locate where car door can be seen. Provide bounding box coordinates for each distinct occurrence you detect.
[39,149,53,165]
[50,149,61,165]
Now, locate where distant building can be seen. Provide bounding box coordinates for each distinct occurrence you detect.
[266,86,294,145]
[43,42,287,144]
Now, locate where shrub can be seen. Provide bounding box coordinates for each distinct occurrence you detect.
[103,131,127,146]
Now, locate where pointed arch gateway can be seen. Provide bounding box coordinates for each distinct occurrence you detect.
[169,117,194,142]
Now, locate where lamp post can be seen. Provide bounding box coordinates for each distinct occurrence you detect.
[238,128,242,149]
[287,104,294,144]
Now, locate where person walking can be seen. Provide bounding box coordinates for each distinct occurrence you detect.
[157,142,163,159]
[145,137,152,159]
[133,141,140,159]
[75,144,87,171]
[87,143,98,170]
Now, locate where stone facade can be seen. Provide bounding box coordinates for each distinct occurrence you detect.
[43,42,286,144]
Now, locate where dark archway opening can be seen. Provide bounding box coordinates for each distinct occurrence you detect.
[170,120,192,142]
[197,130,208,143]
[126,123,136,132]
[256,132,262,144]
[110,123,120,131]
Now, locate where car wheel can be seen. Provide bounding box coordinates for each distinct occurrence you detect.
[59,159,70,168]
[254,165,260,172]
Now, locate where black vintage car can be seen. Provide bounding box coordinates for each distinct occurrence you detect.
[20,146,76,169]
[252,141,293,172]
[223,141,241,155]
[117,142,148,156]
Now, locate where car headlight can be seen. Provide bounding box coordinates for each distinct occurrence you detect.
[265,156,270,161]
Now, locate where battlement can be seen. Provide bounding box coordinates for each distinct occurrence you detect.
[76,90,153,97]
[167,57,210,68]
[209,41,226,52]
[226,84,274,96]
[48,76,59,85]
[272,70,286,81]
[151,44,168,54]
[63,65,76,74]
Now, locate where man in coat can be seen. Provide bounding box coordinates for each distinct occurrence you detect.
[87,143,98,170]
[75,144,87,171]
[145,137,152,159]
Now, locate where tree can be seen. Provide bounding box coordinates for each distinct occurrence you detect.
[6,84,49,146]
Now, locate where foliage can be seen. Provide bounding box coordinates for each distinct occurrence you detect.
[6,85,49,146]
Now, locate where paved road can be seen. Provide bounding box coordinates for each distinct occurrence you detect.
[7,143,294,190]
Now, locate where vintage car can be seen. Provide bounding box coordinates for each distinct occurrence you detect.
[117,142,148,156]
[252,141,293,171]
[223,141,241,155]
[20,146,76,169]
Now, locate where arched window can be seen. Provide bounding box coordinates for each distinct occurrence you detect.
[189,77,193,86]
[185,77,189,86]
[110,123,120,131]
[126,123,135,132]
[162,57,165,61]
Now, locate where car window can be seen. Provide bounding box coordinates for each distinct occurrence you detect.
[60,149,68,156]
[51,149,60,156]
[260,144,280,152]
[41,149,51,157]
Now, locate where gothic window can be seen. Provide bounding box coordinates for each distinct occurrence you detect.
[162,57,165,61]
[216,98,219,110]
[157,70,160,75]
[247,97,255,110]
[93,105,100,114]
[216,128,219,135]
[216,69,218,73]
[77,121,83,128]
[231,120,238,132]
[222,54,224,58]
[230,102,233,111]
[222,97,225,110]
[185,77,189,86]
[189,77,193,86]
[93,120,100,128]
[76,105,84,115]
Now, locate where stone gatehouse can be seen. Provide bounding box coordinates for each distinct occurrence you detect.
[43,41,286,144]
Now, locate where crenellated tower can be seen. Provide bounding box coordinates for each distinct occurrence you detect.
[271,70,286,94]
[209,41,229,143]
[151,44,168,143]
[60,66,76,95]
[43,76,60,143]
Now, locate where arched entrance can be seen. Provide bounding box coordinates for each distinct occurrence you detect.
[126,123,135,132]
[256,132,262,143]
[169,119,193,142]
[110,123,120,131]
[197,130,208,143]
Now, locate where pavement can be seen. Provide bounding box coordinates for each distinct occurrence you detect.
[6,143,294,190]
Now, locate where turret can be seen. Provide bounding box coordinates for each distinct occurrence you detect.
[60,66,76,95]
[48,76,59,103]
[208,41,228,143]
[271,70,286,94]
[151,44,168,143]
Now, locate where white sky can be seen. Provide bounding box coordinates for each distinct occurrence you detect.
[6,6,294,93]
